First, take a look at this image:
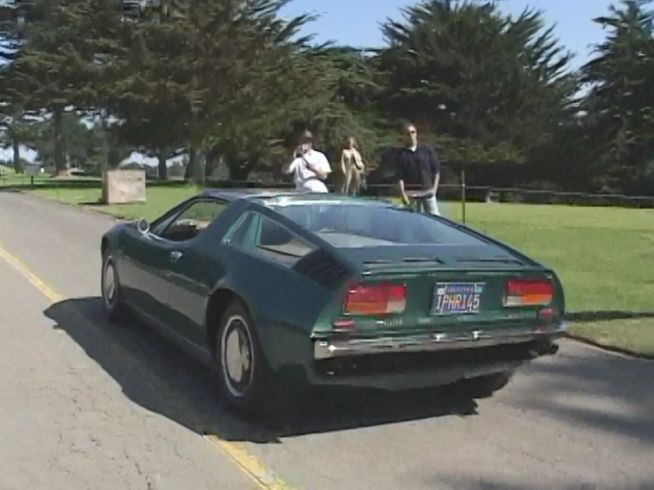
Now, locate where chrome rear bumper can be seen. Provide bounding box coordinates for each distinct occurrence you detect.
[313,322,568,361]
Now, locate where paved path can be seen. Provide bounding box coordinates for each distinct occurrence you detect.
[0,191,653,490]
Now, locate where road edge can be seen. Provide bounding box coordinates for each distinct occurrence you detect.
[16,189,128,222]
[565,333,654,361]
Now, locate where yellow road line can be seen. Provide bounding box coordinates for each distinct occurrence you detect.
[0,243,63,303]
[206,436,294,490]
[0,240,294,490]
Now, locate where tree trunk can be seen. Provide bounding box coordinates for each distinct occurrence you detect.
[107,131,120,169]
[185,146,206,185]
[184,146,196,181]
[53,108,66,176]
[158,153,168,180]
[12,138,23,174]
[227,159,254,181]
[100,113,109,175]
[204,147,222,181]
[204,157,217,181]
[196,150,206,186]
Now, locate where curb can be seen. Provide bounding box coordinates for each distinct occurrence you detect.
[567,311,654,322]
[20,190,128,223]
[565,333,654,361]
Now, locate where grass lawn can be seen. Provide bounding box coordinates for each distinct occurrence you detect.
[1,166,100,187]
[447,203,654,314]
[569,319,654,357]
[30,185,203,222]
[21,185,654,355]
[29,186,654,313]
[28,186,654,316]
[0,167,38,187]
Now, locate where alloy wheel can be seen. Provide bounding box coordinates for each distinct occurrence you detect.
[220,315,254,399]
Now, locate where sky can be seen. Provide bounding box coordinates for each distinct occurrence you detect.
[280,0,616,69]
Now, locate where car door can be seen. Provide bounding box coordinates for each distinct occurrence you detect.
[119,197,207,324]
[119,226,180,323]
[161,199,229,344]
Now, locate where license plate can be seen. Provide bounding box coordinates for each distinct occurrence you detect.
[431,282,485,316]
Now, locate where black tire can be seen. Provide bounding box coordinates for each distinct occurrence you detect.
[463,371,513,399]
[213,300,280,416]
[101,249,126,322]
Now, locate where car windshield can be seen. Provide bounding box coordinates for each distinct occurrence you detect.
[269,202,484,248]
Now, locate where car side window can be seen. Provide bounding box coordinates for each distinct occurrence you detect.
[223,212,256,246]
[257,217,315,260]
[225,212,315,265]
[158,200,226,242]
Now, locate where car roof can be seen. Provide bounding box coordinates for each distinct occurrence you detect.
[200,188,393,207]
[200,188,295,201]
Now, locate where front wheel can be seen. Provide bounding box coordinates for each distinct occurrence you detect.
[101,250,126,322]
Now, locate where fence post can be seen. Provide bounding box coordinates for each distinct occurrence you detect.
[461,169,466,224]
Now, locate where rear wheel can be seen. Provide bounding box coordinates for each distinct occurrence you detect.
[214,301,279,415]
[101,250,126,322]
[463,371,513,399]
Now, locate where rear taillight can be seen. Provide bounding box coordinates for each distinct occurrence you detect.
[344,282,407,316]
[504,278,553,307]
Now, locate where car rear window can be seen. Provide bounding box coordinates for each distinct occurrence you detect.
[270,203,484,248]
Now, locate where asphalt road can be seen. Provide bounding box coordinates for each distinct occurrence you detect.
[0,191,653,490]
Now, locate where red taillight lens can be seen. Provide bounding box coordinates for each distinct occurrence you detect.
[505,278,553,307]
[345,282,407,316]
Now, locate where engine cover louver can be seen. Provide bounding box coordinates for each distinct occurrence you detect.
[294,249,350,290]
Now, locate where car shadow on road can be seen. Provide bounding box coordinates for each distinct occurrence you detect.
[507,348,654,447]
[44,297,480,444]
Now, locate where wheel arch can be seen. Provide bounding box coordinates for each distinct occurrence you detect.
[101,236,110,255]
[205,287,257,355]
[101,226,124,256]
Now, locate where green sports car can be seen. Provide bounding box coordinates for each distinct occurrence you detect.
[100,189,567,414]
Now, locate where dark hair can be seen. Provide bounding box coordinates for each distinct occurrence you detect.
[399,120,416,133]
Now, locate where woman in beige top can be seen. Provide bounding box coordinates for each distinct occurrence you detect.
[340,136,365,195]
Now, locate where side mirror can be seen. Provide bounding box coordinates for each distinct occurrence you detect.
[137,217,150,236]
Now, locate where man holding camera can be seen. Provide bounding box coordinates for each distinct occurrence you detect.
[282,130,332,193]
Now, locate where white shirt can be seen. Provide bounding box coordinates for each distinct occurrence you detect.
[285,149,331,193]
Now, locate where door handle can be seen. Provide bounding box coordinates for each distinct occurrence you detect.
[170,250,184,263]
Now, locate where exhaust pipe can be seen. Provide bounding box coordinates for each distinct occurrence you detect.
[529,341,559,358]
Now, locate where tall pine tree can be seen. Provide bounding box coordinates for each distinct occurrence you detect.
[378,0,575,172]
[7,0,126,175]
[582,0,654,193]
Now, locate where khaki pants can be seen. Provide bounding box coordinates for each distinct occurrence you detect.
[412,195,440,216]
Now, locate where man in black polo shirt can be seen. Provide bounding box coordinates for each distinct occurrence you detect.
[395,122,441,216]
